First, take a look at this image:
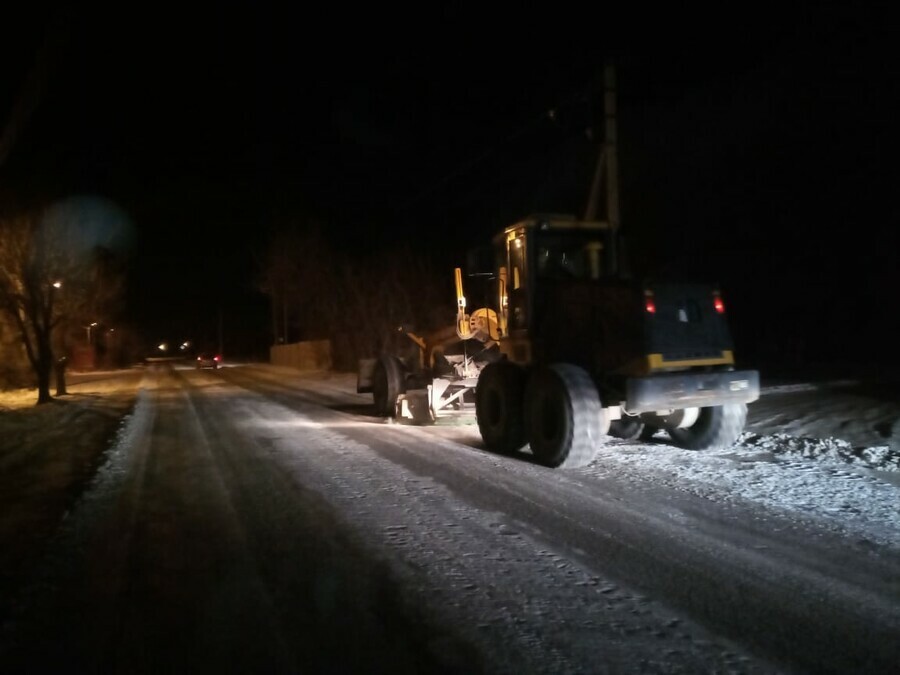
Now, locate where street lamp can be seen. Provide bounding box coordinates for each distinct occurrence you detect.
[84,322,98,344]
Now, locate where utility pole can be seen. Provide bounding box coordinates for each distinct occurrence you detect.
[583,63,620,276]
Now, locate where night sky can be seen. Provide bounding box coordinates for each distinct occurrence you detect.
[1,4,895,365]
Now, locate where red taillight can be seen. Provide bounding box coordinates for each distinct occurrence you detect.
[713,294,725,314]
[644,290,656,314]
[214,356,220,362]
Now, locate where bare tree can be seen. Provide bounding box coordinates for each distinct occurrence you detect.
[327,244,452,370]
[256,223,335,346]
[257,220,453,371]
[0,207,126,403]
[0,212,67,401]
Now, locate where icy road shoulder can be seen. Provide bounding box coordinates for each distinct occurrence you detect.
[251,366,900,551]
[419,374,900,553]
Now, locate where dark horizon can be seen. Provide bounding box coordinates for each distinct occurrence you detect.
[1,5,895,365]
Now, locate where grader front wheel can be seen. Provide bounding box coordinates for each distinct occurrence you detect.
[372,355,406,417]
[476,360,527,454]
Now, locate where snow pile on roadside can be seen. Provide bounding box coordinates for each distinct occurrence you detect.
[591,432,900,551]
[739,432,900,472]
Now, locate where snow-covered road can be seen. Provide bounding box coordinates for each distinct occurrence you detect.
[2,363,898,674]
[219,365,900,673]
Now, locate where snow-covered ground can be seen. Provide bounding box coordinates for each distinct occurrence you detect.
[2,364,899,674]
[422,370,900,552]
[2,364,899,551]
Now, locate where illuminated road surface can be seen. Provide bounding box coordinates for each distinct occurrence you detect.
[2,364,898,674]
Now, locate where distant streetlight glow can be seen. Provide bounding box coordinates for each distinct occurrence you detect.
[52,281,62,289]
[158,343,167,352]
[84,322,98,344]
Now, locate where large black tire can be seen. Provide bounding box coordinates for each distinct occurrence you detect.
[668,403,747,450]
[372,355,405,417]
[524,363,608,469]
[476,360,527,454]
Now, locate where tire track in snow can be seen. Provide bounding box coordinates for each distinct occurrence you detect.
[232,395,774,675]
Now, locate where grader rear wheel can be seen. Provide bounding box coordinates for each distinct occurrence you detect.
[524,363,608,469]
[668,403,747,450]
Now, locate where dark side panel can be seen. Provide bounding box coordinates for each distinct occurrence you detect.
[532,280,645,372]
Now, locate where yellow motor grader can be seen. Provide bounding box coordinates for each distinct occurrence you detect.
[358,64,759,466]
